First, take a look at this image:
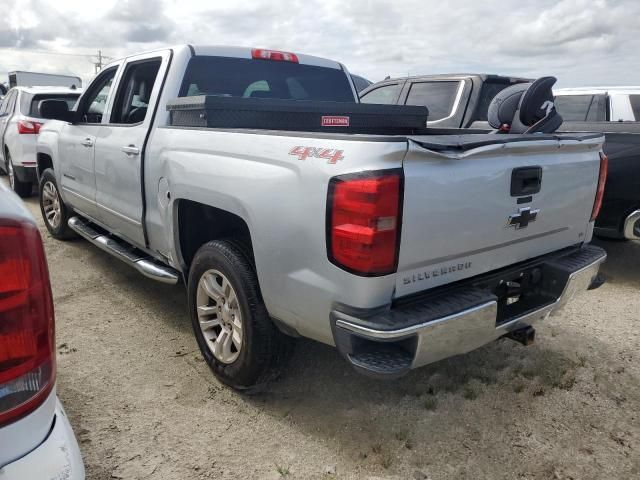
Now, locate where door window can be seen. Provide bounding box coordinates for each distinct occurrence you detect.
[111,58,162,124]
[405,81,460,121]
[629,95,640,121]
[586,94,607,121]
[359,84,402,104]
[78,67,117,124]
[0,90,17,116]
[554,94,608,122]
[553,95,592,121]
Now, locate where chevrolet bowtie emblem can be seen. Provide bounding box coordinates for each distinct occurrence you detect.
[507,207,540,229]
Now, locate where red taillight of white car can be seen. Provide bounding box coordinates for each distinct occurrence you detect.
[327,170,403,276]
[251,48,299,63]
[0,219,55,427]
[590,152,609,221]
[17,120,42,135]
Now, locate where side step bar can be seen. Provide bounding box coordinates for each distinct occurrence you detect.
[68,216,180,285]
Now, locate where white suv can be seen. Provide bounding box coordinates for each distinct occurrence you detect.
[0,180,85,478]
[0,87,80,197]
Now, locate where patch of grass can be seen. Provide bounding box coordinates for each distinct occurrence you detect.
[577,354,588,368]
[462,386,478,400]
[532,386,545,397]
[380,453,394,469]
[275,464,290,477]
[423,396,438,411]
[521,367,537,379]
[371,443,382,455]
[513,382,525,393]
[394,430,408,442]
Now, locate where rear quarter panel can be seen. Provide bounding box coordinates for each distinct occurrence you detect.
[146,128,408,344]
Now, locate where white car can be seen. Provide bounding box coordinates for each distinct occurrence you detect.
[0,87,80,197]
[554,86,640,122]
[0,180,85,478]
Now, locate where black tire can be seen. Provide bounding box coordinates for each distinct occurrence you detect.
[7,152,32,198]
[188,240,291,391]
[38,168,76,240]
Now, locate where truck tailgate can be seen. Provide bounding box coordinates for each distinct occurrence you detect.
[397,133,604,298]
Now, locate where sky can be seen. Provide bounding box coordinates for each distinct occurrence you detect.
[0,0,639,88]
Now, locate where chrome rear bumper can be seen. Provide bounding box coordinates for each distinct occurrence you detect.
[332,245,606,378]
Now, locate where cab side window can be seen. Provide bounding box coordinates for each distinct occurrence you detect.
[0,90,17,116]
[359,84,402,104]
[111,58,162,124]
[78,67,117,124]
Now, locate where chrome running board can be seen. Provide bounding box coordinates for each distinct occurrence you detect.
[68,216,180,285]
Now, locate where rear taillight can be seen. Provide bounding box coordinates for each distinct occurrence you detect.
[327,170,403,276]
[251,48,299,63]
[0,219,55,427]
[17,120,42,135]
[590,152,608,221]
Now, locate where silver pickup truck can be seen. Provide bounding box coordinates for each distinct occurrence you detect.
[35,45,607,390]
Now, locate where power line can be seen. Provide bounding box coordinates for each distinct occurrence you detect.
[0,47,96,58]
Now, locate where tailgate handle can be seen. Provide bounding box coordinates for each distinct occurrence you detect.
[511,167,542,197]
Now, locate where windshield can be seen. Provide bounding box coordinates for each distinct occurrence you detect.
[179,56,355,102]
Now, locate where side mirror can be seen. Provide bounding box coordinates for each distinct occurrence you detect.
[38,100,73,122]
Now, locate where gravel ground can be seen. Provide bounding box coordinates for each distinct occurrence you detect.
[5,178,640,479]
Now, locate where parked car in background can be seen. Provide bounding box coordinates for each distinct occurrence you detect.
[359,73,531,127]
[554,87,640,240]
[36,45,606,390]
[0,86,81,197]
[351,74,372,93]
[0,181,85,479]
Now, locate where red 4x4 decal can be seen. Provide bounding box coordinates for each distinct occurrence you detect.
[289,146,344,164]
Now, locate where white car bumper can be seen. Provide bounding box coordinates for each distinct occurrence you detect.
[0,398,85,480]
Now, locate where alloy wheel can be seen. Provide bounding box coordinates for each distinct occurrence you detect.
[196,269,243,364]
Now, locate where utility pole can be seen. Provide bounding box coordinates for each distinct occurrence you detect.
[92,50,112,74]
[94,50,103,74]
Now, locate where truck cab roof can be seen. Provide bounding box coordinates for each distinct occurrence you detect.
[379,73,532,83]
[555,86,640,96]
[104,44,346,71]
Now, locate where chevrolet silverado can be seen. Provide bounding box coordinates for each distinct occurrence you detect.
[35,45,607,390]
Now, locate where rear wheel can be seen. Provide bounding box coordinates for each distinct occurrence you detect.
[39,168,75,240]
[7,151,32,198]
[188,240,291,391]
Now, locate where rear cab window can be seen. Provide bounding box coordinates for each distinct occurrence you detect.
[473,80,525,122]
[20,94,80,118]
[179,56,355,102]
[404,81,460,121]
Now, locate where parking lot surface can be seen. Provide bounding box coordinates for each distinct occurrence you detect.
[5,178,639,479]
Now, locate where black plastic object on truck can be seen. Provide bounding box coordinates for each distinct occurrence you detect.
[166,96,429,135]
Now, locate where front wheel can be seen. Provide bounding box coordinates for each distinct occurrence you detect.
[7,152,32,198]
[188,240,291,391]
[39,168,76,239]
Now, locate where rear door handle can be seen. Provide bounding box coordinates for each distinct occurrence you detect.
[121,145,140,156]
[80,138,93,147]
